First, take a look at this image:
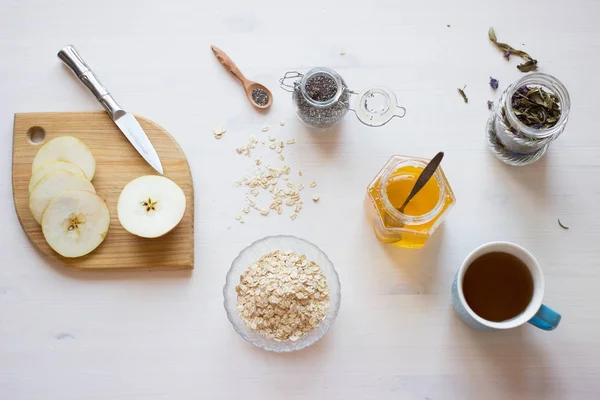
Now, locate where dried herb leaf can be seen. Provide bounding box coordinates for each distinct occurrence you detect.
[488,27,538,72]
[488,27,497,42]
[517,59,538,72]
[511,85,561,129]
[458,86,468,103]
[558,219,569,230]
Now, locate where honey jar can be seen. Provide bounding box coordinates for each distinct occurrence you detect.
[365,155,455,248]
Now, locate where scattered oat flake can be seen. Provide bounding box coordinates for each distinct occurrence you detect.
[340,47,346,55]
[260,209,269,216]
[233,135,309,223]
[236,137,258,157]
[290,213,297,220]
[286,139,296,145]
[310,181,317,188]
[298,170,303,177]
[261,127,269,132]
[313,195,319,202]
[280,121,285,126]
[213,124,226,139]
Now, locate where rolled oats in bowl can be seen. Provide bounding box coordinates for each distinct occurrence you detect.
[224,235,341,352]
[236,250,330,342]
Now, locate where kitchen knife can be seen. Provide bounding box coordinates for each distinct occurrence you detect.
[57,45,164,175]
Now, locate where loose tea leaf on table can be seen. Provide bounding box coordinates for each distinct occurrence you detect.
[511,85,561,129]
[558,219,570,230]
[458,86,468,103]
[488,27,538,72]
[487,100,494,110]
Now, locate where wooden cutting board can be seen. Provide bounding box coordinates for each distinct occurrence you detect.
[12,112,194,270]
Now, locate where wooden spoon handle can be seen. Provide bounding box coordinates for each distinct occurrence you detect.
[210,45,248,86]
[398,151,444,213]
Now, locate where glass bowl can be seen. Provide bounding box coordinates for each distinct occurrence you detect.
[223,235,341,352]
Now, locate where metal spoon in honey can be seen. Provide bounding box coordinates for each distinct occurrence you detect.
[397,152,445,213]
[210,45,273,110]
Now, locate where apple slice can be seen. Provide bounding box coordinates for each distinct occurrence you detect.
[29,161,87,194]
[29,170,96,224]
[32,136,96,180]
[117,175,186,238]
[42,190,110,258]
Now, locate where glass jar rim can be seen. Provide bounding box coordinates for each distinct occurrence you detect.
[379,159,447,226]
[504,72,571,140]
[300,67,345,108]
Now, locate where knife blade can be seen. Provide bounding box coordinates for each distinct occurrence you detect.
[57,45,164,175]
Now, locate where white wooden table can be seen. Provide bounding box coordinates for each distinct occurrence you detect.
[1,0,599,398]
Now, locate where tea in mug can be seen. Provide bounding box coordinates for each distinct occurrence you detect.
[463,251,534,322]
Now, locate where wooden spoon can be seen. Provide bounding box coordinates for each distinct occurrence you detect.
[397,152,445,213]
[210,45,273,110]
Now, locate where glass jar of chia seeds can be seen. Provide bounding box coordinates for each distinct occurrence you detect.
[280,67,406,130]
[486,73,570,166]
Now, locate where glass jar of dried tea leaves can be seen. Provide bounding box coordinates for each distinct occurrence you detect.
[486,73,570,166]
[280,67,406,130]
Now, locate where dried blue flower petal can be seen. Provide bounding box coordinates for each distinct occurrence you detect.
[503,49,512,60]
[534,123,543,129]
[518,86,529,95]
[489,77,499,90]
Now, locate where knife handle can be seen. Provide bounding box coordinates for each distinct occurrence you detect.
[57,45,123,119]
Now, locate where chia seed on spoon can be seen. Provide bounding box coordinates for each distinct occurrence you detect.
[251,88,269,106]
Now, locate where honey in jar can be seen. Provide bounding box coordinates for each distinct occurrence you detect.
[365,155,455,248]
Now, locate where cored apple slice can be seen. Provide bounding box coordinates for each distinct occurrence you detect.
[29,170,95,224]
[117,175,186,238]
[42,190,110,258]
[32,136,96,180]
[29,161,86,194]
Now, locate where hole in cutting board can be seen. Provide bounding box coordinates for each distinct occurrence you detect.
[27,126,46,144]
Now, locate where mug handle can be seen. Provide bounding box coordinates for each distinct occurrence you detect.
[528,304,561,331]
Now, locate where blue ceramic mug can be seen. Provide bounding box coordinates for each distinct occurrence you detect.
[452,242,561,331]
